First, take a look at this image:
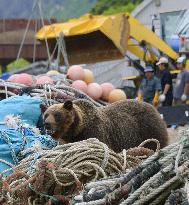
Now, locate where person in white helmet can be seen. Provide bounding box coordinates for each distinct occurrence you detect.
[156,57,173,106]
[173,56,189,105]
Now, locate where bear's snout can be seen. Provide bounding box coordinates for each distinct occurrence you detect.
[44,122,51,130]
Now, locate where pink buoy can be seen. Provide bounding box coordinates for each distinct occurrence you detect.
[87,83,102,100]
[67,65,84,81]
[101,82,115,101]
[8,74,19,83]
[84,69,94,84]
[108,89,127,103]
[72,80,88,93]
[36,76,53,85]
[11,73,33,86]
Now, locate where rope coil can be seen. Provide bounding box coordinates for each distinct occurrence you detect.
[0,138,153,204]
[73,132,189,205]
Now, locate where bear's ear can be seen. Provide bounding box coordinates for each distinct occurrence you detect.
[40,104,48,113]
[63,100,73,110]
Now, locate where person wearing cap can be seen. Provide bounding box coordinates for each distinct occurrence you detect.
[156,57,173,106]
[173,56,189,105]
[137,66,161,106]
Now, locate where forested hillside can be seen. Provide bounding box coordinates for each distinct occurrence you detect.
[91,0,143,15]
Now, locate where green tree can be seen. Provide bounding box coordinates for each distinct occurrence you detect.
[91,0,142,15]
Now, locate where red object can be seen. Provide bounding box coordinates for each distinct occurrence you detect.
[181,36,186,44]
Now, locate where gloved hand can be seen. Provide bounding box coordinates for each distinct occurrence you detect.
[153,92,160,107]
[153,99,159,107]
[181,94,187,102]
[159,94,166,102]
[137,92,143,103]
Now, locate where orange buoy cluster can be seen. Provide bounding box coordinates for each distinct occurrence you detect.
[67,65,127,103]
[7,66,127,103]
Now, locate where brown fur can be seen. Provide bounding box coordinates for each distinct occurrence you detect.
[42,99,168,152]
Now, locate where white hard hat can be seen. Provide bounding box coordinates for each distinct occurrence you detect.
[176,56,186,64]
[156,57,168,65]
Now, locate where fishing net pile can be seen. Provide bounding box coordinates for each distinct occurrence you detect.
[73,128,189,205]
[1,76,189,205]
[0,80,103,107]
[0,138,154,205]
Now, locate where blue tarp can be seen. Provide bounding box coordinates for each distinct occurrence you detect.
[0,128,57,175]
[0,96,42,128]
[0,95,57,175]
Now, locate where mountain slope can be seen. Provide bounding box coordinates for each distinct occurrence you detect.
[0,0,97,20]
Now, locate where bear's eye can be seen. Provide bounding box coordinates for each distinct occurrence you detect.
[54,113,61,122]
[44,113,49,119]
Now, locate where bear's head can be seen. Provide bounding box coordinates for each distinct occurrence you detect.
[40,100,78,140]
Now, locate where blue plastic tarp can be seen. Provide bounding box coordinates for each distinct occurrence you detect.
[0,96,42,129]
[0,128,57,175]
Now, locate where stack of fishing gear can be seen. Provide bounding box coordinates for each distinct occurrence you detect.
[0,138,154,205]
[0,80,103,107]
[73,129,189,205]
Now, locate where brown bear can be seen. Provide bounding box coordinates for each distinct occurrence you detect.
[41,99,168,152]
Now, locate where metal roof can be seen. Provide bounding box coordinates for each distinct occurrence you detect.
[132,0,154,17]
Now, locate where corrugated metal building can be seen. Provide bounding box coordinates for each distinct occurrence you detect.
[132,0,189,26]
[132,0,189,37]
[0,19,56,69]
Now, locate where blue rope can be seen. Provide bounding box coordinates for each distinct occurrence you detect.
[18,127,27,152]
[28,152,42,175]
[0,130,19,164]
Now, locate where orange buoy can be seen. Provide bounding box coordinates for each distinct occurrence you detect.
[87,83,102,100]
[101,82,115,101]
[83,69,94,84]
[108,89,127,103]
[36,76,53,85]
[67,65,84,81]
[72,80,88,93]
